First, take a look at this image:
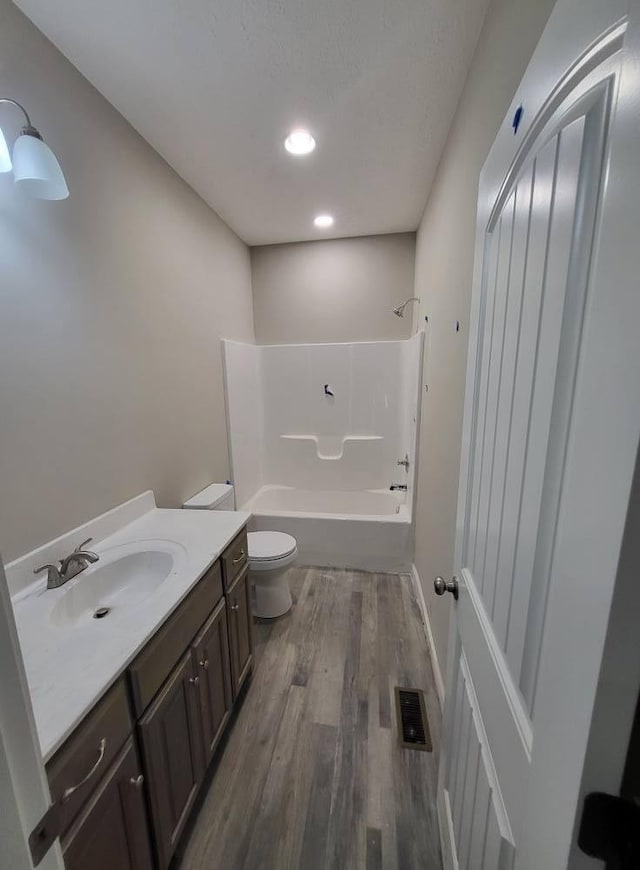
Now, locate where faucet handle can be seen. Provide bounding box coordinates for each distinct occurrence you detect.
[75,537,93,553]
[34,564,62,587]
[34,563,57,576]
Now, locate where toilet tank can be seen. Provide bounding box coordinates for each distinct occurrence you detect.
[182,483,235,511]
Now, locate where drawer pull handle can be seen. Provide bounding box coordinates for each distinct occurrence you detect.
[232,550,246,565]
[61,738,107,802]
[130,774,144,789]
[231,603,240,611]
[199,658,209,670]
[189,676,200,686]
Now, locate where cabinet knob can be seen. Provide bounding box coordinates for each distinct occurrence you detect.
[129,774,144,789]
[199,658,209,670]
[230,603,239,611]
[189,675,200,686]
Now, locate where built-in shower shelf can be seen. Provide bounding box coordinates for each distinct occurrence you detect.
[280,434,383,461]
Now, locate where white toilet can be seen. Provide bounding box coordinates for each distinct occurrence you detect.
[247,530,296,618]
[182,483,297,619]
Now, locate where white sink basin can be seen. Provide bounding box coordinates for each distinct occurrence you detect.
[49,543,184,628]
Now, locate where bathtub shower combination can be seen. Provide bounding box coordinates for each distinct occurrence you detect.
[222,335,424,571]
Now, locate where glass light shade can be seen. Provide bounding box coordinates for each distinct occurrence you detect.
[0,127,12,173]
[12,133,69,200]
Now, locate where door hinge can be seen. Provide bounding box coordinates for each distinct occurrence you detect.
[578,792,640,867]
[28,802,60,867]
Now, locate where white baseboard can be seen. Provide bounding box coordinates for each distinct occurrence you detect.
[437,786,458,870]
[410,563,445,708]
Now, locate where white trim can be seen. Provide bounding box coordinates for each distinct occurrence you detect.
[437,784,458,870]
[463,567,533,753]
[410,563,445,707]
[0,559,64,870]
[459,649,514,846]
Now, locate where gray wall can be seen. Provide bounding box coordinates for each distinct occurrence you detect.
[412,0,555,678]
[251,233,416,344]
[0,1,254,563]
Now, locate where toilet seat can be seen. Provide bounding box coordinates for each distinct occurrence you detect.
[248,531,297,571]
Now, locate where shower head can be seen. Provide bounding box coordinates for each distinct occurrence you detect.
[393,297,420,318]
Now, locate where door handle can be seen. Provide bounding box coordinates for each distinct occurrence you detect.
[434,576,459,601]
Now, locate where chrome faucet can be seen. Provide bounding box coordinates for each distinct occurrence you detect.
[34,538,99,589]
[390,484,408,492]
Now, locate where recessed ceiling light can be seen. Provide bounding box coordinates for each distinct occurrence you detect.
[284,129,316,156]
[314,214,334,228]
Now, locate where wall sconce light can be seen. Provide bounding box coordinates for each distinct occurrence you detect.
[0,98,69,200]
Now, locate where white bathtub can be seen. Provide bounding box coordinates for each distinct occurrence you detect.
[243,485,413,572]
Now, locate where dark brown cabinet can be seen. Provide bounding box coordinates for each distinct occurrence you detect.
[48,528,255,870]
[138,652,205,870]
[227,565,254,699]
[47,679,132,839]
[221,527,248,589]
[128,562,223,719]
[138,563,254,867]
[61,738,153,870]
[192,597,232,764]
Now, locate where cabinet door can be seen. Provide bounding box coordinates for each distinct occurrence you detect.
[62,737,153,870]
[192,597,232,765]
[138,652,204,870]
[227,566,254,699]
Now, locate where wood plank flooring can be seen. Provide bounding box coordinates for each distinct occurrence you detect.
[177,567,442,870]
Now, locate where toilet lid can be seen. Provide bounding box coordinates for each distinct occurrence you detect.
[248,531,297,562]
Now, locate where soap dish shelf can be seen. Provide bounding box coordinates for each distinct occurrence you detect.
[280,434,383,461]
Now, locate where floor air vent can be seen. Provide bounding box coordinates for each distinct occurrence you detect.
[395,687,432,751]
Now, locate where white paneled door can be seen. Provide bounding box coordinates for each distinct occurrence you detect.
[437,1,640,868]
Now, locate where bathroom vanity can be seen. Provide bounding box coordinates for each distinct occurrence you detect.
[8,494,253,870]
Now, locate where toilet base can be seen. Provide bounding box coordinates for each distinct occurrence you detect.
[251,564,293,618]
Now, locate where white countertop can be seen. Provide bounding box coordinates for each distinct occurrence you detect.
[10,502,250,762]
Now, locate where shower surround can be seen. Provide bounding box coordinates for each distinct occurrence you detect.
[222,335,423,571]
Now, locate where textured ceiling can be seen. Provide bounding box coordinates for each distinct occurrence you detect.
[14,0,489,245]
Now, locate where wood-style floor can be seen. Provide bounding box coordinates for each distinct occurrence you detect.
[177,566,442,870]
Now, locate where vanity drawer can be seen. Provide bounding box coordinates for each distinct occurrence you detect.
[128,560,223,717]
[46,677,132,836]
[221,527,248,590]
